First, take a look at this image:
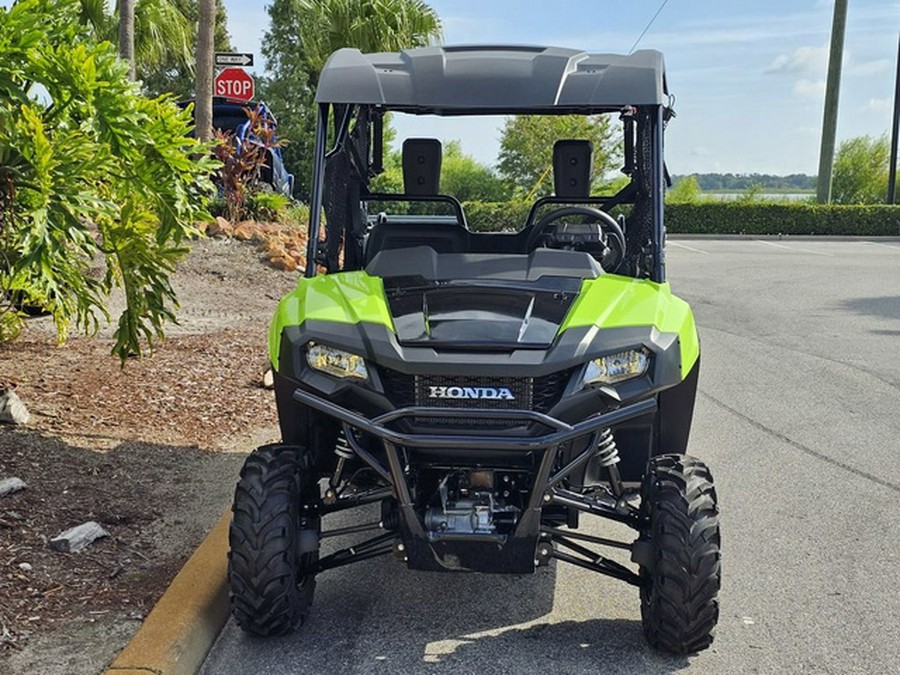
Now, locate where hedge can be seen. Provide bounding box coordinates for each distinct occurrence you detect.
[461,200,900,236]
[666,203,900,236]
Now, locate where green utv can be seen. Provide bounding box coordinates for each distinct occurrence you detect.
[228,45,721,654]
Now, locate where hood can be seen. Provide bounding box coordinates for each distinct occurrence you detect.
[385,280,581,349]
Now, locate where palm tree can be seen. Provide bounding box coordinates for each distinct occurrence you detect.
[195,0,214,141]
[78,1,194,87]
[118,0,135,79]
[292,0,443,86]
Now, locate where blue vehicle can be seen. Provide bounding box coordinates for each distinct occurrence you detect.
[180,97,294,198]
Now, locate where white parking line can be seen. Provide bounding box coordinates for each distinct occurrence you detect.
[754,240,835,257]
[863,241,900,251]
[667,241,709,254]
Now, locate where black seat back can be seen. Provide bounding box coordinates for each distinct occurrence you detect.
[553,139,593,197]
[402,138,443,195]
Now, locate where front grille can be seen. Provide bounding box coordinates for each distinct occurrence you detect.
[415,375,532,409]
[377,368,574,422]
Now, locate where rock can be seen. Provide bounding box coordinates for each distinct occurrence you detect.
[0,477,28,497]
[18,562,32,572]
[232,220,256,241]
[0,388,30,425]
[262,368,274,390]
[208,216,233,238]
[270,255,297,272]
[50,521,109,554]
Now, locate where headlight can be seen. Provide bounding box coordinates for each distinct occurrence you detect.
[306,342,368,380]
[583,348,650,385]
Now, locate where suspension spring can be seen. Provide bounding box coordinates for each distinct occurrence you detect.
[334,428,355,461]
[595,428,620,467]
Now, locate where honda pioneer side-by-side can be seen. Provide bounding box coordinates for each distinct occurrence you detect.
[228,45,721,654]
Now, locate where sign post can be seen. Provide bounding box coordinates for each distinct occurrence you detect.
[214,67,254,102]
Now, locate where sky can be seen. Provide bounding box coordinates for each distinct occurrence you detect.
[222,0,900,176]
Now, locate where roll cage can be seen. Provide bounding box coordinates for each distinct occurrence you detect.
[304,46,675,283]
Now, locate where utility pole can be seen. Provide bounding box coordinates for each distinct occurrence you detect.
[118,0,136,80]
[888,33,900,204]
[196,0,216,142]
[816,0,848,204]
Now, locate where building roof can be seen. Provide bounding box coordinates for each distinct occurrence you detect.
[315,45,668,114]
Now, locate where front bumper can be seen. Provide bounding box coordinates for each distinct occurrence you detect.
[293,386,655,573]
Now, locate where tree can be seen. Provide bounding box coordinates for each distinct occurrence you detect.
[831,134,890,204]
[666,175,702,204]
[0,0,217,358]
[497,115,619,197]
[442,141,510,202]
[78,0,201,96]
[260,0,442,199]
[195,0,215,141]
[140,0,232,98]
[119,0,135,79]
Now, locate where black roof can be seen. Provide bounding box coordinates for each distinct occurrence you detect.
[315,45,668,114]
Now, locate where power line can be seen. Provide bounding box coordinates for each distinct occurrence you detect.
[629,0,672,54]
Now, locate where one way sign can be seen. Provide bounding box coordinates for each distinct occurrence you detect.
[215,52,254,67]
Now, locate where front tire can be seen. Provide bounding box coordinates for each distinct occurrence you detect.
[228,444,319,636]
[638,454,721,654]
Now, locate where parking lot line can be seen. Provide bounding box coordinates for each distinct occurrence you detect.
[754,239,834,257]
[667,241,708,254]
[863,240,900,251]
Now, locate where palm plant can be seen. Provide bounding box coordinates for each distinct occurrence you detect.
[292,0,443,85]
[78,0,194,87]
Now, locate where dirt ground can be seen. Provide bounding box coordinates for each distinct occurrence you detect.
[0,238,299,674]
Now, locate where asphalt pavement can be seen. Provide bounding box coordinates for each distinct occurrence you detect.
[201,239,900,675]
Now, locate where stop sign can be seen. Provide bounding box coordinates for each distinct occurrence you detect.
[214,67,254,102]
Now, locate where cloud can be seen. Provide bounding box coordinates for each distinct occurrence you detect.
[866,97,892,113]
[793,79,826,99]
[766,45,828,75]
[848,59,890,77]
[691,146,712,157]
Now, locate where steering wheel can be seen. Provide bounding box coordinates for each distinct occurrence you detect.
[526,205,626,272]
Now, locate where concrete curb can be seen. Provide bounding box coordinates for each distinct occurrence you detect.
[105,511,231,675]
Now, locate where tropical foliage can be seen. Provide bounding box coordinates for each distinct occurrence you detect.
[0,0,217,359]
[77,0,232,97]
[260,0,443,199]
[212,106,286,222]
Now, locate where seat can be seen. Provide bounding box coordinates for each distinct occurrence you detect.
[365,221,468,257]
[365,138,469,261]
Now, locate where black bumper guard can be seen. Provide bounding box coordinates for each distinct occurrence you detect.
[294,387,655,580]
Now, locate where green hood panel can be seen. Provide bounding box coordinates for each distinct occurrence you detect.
[270,271,698,378]
[560,275,699,374]
[269,272,394,368]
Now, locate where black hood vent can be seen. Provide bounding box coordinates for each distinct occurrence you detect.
[384,279,580,350]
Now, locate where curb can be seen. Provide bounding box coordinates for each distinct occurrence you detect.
[105,510,231,675]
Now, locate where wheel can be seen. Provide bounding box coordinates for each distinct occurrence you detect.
[637,454,721,654]
[228,444,320,636]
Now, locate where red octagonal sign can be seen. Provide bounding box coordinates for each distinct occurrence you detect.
[215,67,254,102]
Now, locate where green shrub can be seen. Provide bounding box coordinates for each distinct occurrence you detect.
[246,191,291,222]
[462,200,534,232]
[457,200,900,236]
[666,203,900,236]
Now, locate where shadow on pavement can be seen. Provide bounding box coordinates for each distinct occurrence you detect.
[839,296,900,321]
